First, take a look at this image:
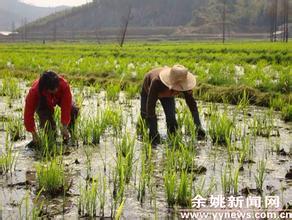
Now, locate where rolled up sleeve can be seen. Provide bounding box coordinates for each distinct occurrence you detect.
[60,84,72,126]
[24,89,38,132]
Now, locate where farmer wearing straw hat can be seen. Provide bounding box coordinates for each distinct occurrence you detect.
[140,64,206,146]
[24,71,79,146]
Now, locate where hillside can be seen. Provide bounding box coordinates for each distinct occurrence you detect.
[22,0,202,32]
[0,0,67,31]
[19,0,291,37]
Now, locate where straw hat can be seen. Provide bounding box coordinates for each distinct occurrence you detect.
[159,64,196,91]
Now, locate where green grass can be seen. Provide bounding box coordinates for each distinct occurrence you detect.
[0,75,21,99]
[0,42,291,111]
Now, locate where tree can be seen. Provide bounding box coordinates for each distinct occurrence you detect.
[118,4,133,47]
[222,0,226,43]
[269,0,278,42]
[283,0,289,42]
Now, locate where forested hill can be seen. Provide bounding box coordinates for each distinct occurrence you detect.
[0,0,67,31]
[21,0,289,33]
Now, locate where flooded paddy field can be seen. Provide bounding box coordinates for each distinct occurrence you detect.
[0,83,291,219]
[0,41,291,219]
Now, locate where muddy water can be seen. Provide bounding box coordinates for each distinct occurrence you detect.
[0,87,291,219]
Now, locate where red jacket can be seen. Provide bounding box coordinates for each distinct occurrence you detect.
[24,76,72,132]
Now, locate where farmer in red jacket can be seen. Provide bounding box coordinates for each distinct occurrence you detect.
[140,64,205,146]
[24,71,79,145]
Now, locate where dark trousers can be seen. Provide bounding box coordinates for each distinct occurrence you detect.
[36,104,79,132]
[140,92,178,135]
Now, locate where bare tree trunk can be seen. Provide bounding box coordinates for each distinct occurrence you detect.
[270,0,274,42]
[222,0,226,43]
[94,1,101,44]
[119,5,132,47]
[273,0,278,42]
[285,0,289,42]
[282,0,285,41]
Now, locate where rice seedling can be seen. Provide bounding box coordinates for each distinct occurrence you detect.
[176,142,196,173]
[112,161,126,217]
[79,118,90,145]
[164,171,177,207]
[19,190,44,220]
[98,175,107,218]
[74,90,85,107]
[177,170,192,207]
[115,198,125,220]
[281,105,292,122]
[271,138,281,155]
[0,76,21,99]
[167,130,184,149]
[0,135,18,174]
[84,146,93,179]
[137,162,146,204]
[115,133,135,183]
[226,139,236,162]
[36,126,60,158]
[221,164,232,195]
[238,136,252,164]
[254,159,267,192]
[136,115,147,139]
[125,84,139,99]
[35,157,68,196]
[91,116,106,145]
[53,107,61,129]
[231,166,240,195]
[250,110,275,137]
[208,111,234,145]
[194,176,216,198]
[176,106,198,145]
[69,115,80,146]
[103,107,123,135]
[106,83,120,101]
[6,115,25,141]
[79,114,107,145]
[78,177,98,217]
[237,89,250,111]
[137,148,148,204]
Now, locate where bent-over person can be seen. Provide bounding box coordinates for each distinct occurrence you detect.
[24,71,79,146]
[140,64,206,145]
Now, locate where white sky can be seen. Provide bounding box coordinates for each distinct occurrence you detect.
[20,0,92,7]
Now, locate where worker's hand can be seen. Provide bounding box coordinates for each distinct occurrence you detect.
[197,127,206,140]
[61,125,70,142]
[31,131,39,145]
